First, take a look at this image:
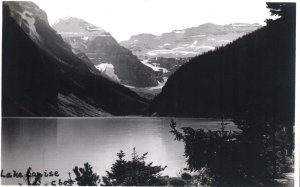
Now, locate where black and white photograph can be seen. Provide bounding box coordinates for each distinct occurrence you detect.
[1,0,298,186]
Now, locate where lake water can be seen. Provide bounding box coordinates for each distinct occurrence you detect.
[1,117,236,185]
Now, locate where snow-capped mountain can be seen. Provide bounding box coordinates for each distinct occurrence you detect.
[52,17,160,87]
[120,23,261,59]
[2,1,149,117]
[119,23,261,99]
[53,17,107,38]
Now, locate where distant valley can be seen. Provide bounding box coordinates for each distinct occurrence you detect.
[52,20,261,94]
[50,17,261,99]
[120,23,261,98]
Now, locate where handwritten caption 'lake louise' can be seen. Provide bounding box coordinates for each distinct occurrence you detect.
[1,169,75,185]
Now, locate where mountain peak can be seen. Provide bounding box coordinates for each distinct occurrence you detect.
[52,17,159,87]
[199,22,218,26]
[52,17,109,38]
[53,17,91,26]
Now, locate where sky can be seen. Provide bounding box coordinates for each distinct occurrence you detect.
[33,0,272,41]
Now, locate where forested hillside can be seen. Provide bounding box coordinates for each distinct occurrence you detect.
[150,4,295,123]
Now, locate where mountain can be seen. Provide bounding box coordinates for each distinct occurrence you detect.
[120,23,261,60]
[2,1,149,117]
[120,23,261,88]
[149,12,295,121]
[52,17,160,87]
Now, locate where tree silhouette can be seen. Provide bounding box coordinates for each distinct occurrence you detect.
[102,148,167,186]
[170,118,293,186]
[73,162,101,186]
[267,3,296,18]
[170,120,241,185]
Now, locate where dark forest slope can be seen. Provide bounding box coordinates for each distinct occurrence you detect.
[2,2,148,117]
[150,8,295,122]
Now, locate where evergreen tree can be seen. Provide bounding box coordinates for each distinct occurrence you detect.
[102,148,167,186]
[267,3,296,19]
[170,118,293,186]
[170,120,242,185]
[73,162,101,186]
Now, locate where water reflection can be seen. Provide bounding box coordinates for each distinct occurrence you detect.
[1,118,235,185]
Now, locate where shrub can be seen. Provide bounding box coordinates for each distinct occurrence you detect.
[169,178,185,186]
[180,172,192,180]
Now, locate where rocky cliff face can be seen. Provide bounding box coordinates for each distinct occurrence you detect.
[52,17,160,87]
[2,1,149,117]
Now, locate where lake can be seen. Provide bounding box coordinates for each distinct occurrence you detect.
[1,117,236,185]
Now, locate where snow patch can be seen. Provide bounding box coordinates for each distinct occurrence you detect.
[147,49,198,56]
[180,51,198,55]
[189,40,198,48]
[148,77,168,90]
[62,16,71,21]
[217,40,230,43]
[123,84,136,89]
[231,23,252,27]
[147,51,158,56]
[59,32,85,35]
[197,46,215,50]
[53,17,72,26]
[174,30,185,34]
[16,10,40,42]
[159,43,171,48]
[95,63,120,82]
[148,50,172,55]
[141,60,169,73]
[82,36,89,41]
[191,34,206,38]
[86,26,103,31]
[96,34,111,37]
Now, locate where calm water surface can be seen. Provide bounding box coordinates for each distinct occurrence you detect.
[1,117,236,185]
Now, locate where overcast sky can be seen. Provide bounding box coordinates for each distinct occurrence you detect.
[34,0,272,41]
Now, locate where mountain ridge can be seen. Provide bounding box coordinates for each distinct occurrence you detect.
[2,1,149,117]
[120,22,261,59]
[52,17,161,87]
